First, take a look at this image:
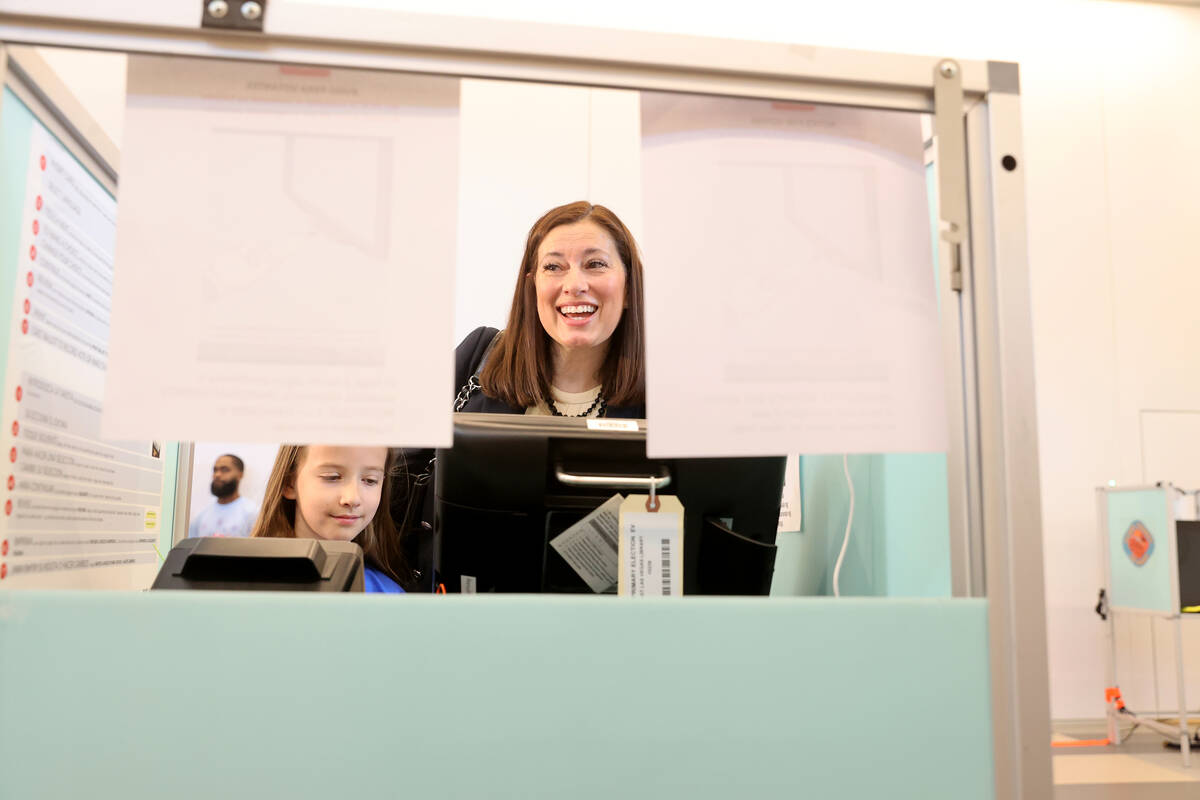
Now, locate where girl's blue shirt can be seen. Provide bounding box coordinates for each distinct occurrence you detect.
[364,566,405,594]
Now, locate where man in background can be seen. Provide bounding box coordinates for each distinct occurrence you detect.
[188,454,259,538]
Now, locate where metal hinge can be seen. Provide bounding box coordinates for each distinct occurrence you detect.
[934,59,966,292]
[202,0,267,32]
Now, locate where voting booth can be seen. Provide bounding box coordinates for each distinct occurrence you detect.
[1098,484,1200,763]
[0,4,1050,798]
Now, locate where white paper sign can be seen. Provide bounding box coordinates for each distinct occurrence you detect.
[641,95,947,458]
[549,493,622,592]
[104,56,460,446]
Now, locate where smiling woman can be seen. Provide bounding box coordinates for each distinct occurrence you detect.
[458,201,646,418]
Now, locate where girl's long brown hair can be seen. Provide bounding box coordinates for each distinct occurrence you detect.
[251,445,410,588]
[480,201,646,409]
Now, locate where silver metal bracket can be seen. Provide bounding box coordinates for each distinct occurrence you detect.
[934,58,966,292]
[201,0,267,32]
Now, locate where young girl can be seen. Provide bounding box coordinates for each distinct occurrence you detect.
[251,445,409,593]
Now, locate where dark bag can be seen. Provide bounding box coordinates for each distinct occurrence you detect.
[396,330,501,589]
[452,329,501,411]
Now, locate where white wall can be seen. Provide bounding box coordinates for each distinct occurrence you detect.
[32,0,1200,719]
[454,80,641,341]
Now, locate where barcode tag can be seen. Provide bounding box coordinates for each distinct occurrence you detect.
[618,495,684,596]
[548,494,623,593]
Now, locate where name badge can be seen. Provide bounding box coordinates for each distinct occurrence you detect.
[586,419,638,432]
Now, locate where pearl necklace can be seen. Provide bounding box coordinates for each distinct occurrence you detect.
[548,391,607,418]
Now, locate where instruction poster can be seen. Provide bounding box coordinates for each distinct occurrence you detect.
[0,90,166,589]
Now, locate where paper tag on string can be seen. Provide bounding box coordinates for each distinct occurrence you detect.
[549,494,623,593]
[618,495,684,596]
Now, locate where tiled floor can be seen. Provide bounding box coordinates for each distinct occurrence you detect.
[1053,724,1200,799]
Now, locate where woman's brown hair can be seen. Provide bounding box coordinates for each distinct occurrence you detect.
[480,201,646,409]
[251,445,411,588]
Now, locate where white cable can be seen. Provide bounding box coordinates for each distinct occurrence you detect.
[832,453,855,598]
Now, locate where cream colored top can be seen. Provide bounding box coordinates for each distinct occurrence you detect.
[525,385,603,418]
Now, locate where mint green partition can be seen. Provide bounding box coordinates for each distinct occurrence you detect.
[0,86,33,384]
[773,454,952,598]
[0,592,994,799]
[770,164,953,601]
[1103,487,1176,613]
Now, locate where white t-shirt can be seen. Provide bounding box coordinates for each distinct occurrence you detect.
[188,496,259,538]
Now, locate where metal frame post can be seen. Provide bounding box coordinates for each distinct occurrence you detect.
[173,442,194,545]
[1098,488,1122,744]
[1174,613,1191,764]
[964,67,1053,796]
[1166,490,1191,764]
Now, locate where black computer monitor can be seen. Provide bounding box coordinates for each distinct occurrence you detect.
[434,413,785,595]
[152,537,365,591]
[1179,521,1200,610]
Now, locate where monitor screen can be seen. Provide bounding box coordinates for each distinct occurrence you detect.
[435,413,785,595]
[1178,520,1200,610]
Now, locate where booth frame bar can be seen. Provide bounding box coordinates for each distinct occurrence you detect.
[0,42,117,186]
[1097,484,1193,765]
[0,4,1052,797]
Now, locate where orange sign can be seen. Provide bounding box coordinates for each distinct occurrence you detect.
[1123,521,1154,566]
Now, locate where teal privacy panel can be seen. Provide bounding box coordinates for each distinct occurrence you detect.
[1106,488,1173,613]
[771,163,951,598]
[774,453,951,597]
[0,87,34,384]
[0,592,994,800]
[156,441,181,560]
[880,453,952,595]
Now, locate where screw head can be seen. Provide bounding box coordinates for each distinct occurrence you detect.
[206,0,229,18]
[241,1,263,21]
[938,61,958,79]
